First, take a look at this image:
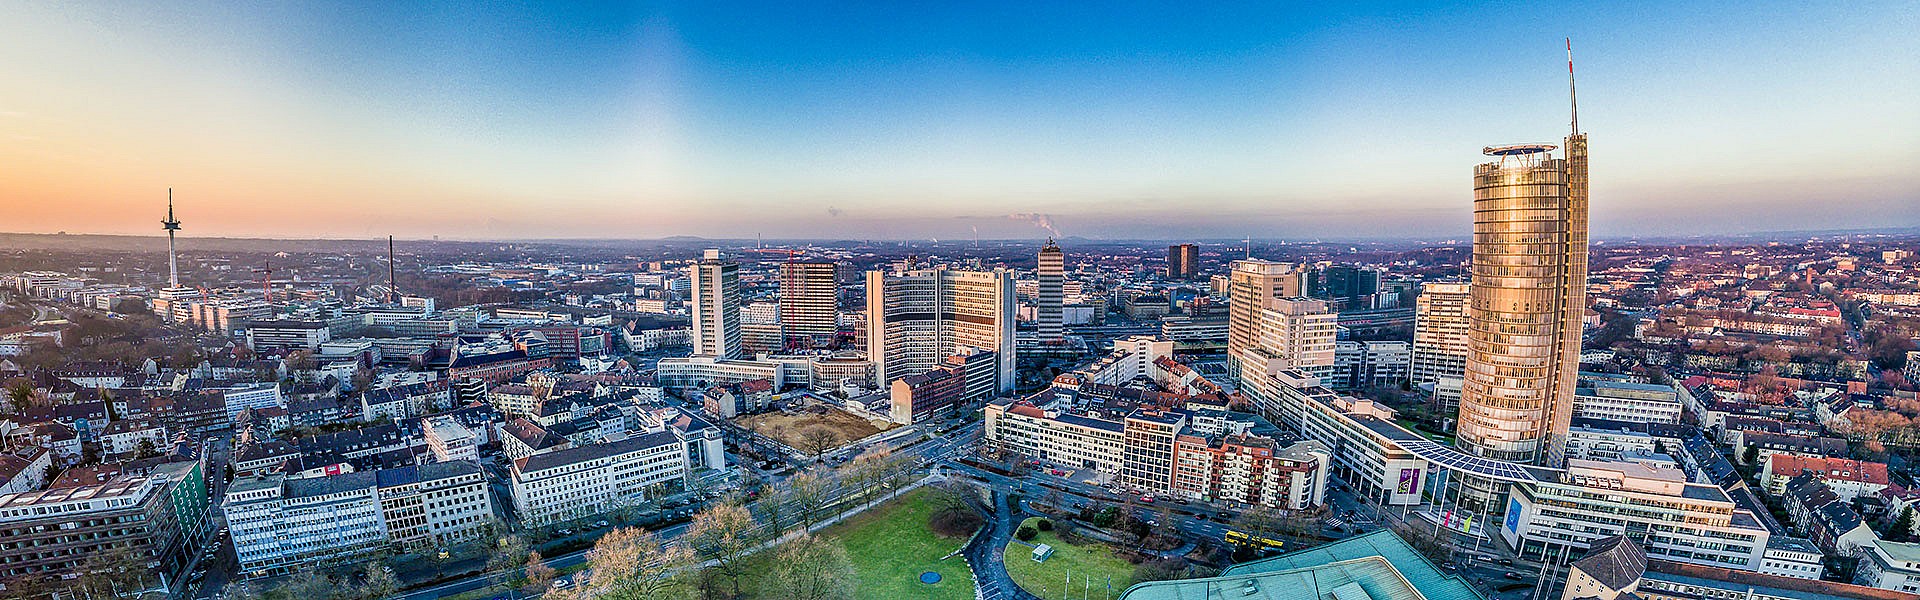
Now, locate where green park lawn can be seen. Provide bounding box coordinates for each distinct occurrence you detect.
[1003,517,1136,599]
[737,487,975,600]
[823,487,976,600]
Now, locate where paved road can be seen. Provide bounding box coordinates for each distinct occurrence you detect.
[962,489,1041,600]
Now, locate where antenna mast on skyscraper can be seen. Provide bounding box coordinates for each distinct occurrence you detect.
[1567,38,1579,136]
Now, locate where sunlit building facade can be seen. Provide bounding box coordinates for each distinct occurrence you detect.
[1454,132,1590,510]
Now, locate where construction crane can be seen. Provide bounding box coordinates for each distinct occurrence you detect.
[252,259,272,303]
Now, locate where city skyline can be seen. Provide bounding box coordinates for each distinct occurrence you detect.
[3,2,1916,241]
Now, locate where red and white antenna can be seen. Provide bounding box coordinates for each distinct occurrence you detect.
[1567,38,1580,136]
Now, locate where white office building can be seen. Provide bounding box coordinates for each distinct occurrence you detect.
[509,430,689,527]
[225,472,389,576]
[423,416,480,463]
[1500,456,1772,570]
[224,461,493,576]
[1410,282,1471,388]
[866,268,1016,394]
[221,383,285,422]
[983,399,1124,474]
[1572,379,1684,424]
[690,249,742,359]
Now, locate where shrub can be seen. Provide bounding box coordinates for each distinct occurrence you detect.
[1015,525,1038,541]
[1035,518,1053,532]
[930,507,984,537]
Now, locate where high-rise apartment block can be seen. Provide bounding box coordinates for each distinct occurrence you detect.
[1411,282,1471,390]
[1168,244,1199,280]
[1456,135,1589,468]
[865,268,1016,396]
[690,249,741,359]
[1037,240,1064,342]
[779,261,838,347]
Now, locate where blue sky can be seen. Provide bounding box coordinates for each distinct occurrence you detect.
[2,1,1915,239]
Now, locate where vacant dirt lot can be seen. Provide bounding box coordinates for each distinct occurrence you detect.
[738,405,891,453]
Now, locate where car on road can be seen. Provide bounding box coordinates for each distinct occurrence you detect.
[1140,495,1155,503]
[594,520,610,528]
[558,528,573,536]
[1503,572,1525,580]
[551,578,573,590]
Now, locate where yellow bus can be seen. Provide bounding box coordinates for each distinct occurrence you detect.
[1224,530,1284,550]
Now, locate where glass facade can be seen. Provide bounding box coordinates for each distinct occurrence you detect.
[1455,136,1590,510]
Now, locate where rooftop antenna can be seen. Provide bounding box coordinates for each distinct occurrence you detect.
[387,235,398,303]
[1567,38,1579,136]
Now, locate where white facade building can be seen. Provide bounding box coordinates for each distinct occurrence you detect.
[689,250,742,359]
[865,268,1017,395]
[1411,282,1471,387]
[1572,380,1684,424]
[1500,457,1772,570]
[423,416,480,463]
[509,430,690,527]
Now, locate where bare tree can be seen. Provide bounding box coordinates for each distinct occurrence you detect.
[564,527,694,600]
[1043,488,1066,514]
[758,486,791,537]
[76,543,144,598]
[799,427,839,458]
[486,535,529,591]
[687,501,759,598]
[1154,505,1179,537]
[875,450,915,499]
[357,564,398,600]
[275,570,334,600]
[787,471,830,529]
[770,533,857,600]
[1231,505,1284,543]
[525,550,556,592]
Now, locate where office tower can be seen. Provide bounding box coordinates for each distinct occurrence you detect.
[1036,240,1064,342]
[1455,135,1590,466]
[1411,282,1471,391]
[1226,259,1308,379]
[779,261,838,347]
[1315,264,1381,307]
[161,190,184,290]
[1254,297,1339,380]
[866,268,1015,395]
[689,249,741,358]
[1168,244,1198,280]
